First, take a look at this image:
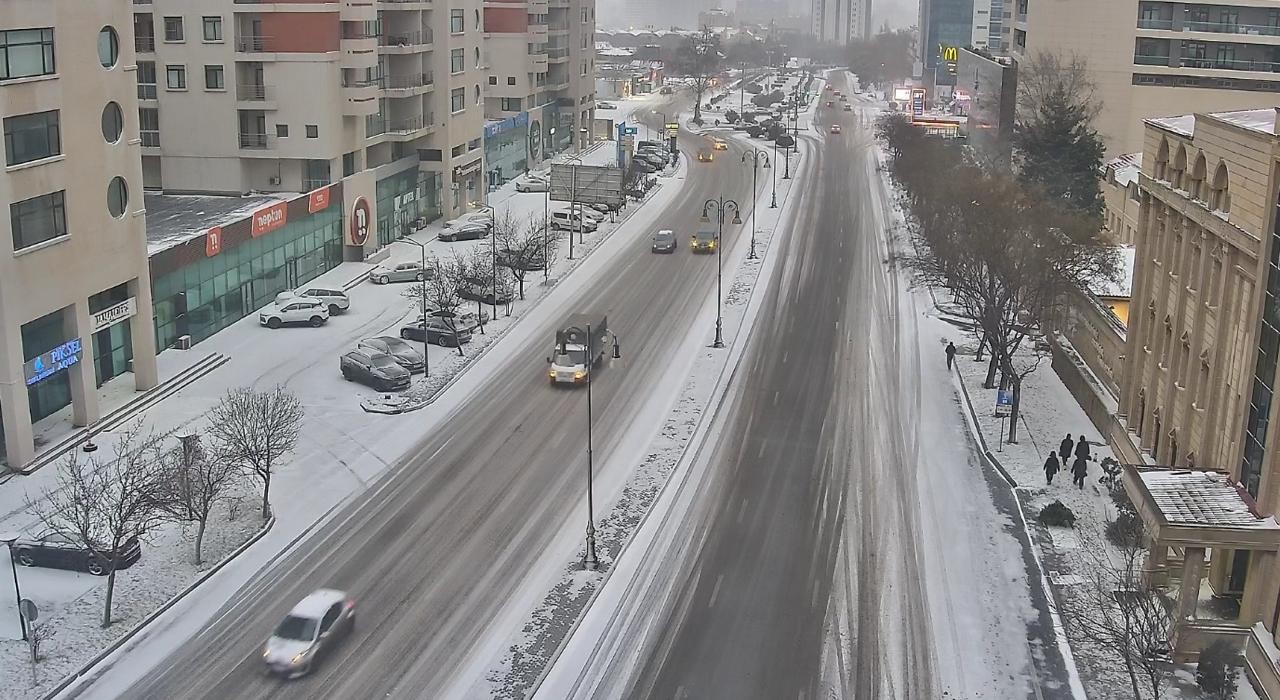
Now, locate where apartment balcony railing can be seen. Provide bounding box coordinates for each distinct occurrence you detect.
[547,46,569,59]
[137,83,158,100]
[1134,53,1172,66]
[380,0,432,4]
[1137,18,1174,30]
[239,132,272,149]
[236,83,275,100]
[548,22,570,32]
[366,114,387,137]
[380,29,433,47]
[135,36,155,53]
[342,77,382,88]
[235,35,270,52]
[1179,56,1280,72]
[1184,20,1280,36]
[367,113,436,137]
[383,72,434,89]
[140,131,160,148]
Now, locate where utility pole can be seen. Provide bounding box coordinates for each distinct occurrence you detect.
[583,323,599,571]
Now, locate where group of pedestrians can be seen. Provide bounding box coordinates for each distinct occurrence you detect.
[1044,434,1092,489]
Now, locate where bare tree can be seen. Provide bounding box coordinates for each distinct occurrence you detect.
[671,27,722,125]
[27,422,167,627]
[1016,51,1102,124]
[404,254,468,356]
[496,215,560,300]
[152,434,245,565]
[463,246,515,316]
[206,386,303,521]
[1062,526,1173,699]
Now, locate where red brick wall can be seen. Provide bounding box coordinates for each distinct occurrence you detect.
[484,8,528,33]
[261,13,340,52]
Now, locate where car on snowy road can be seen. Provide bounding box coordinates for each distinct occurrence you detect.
[652,229,677,253]
[370,260,429,284]
[263,589,356,678]
[437,221,490,242]
[399,316,474,346]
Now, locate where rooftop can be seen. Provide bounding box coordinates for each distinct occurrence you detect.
[1147,107,1280,139]
[145,191,293,256]
[1137,467,1275,529]
[1105,152,1142,188]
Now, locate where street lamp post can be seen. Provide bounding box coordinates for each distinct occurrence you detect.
[701,197,742,348]
[740,150,769,260]
[1,533,26,641]
[582,323,600,571]
[484,205,499,321]
[400,239,432,377]
[543,186,550,283]
[769,139,778,208]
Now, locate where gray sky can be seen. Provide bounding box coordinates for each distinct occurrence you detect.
[871,0,918,31]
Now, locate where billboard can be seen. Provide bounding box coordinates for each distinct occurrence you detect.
[910,89,926,116]
[549,164,625,207]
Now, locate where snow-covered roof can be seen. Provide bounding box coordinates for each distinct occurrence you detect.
[145,191,293,256]
[1137,468,1275,528]
[1147,108,1279,138]
[1092,245,1136,299]
[1105,152,1142,188]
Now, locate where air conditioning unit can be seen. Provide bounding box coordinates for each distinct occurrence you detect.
[176,335,192,350]
[268,176,282,185]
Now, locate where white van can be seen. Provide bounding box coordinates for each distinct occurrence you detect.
[550,210,599,232]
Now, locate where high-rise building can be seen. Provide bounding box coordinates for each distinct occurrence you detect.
[970,0,1009,53]
[812,0,872,44]
[131,0,487,223]
[919,0,975,85]
[0,0,160,466]
[1012,0,1280,156]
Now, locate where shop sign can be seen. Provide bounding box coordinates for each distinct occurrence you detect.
[665,122,679,138]
[349,197,371,246]
[911,88,926,116]
[485,112,530,139]
[91,298,137,333]
[24,338,83,387]
[251,201,288,238]
[308,186,332,213]
[205,226,223,257]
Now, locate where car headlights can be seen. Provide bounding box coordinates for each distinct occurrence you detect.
[548,368,557,378]
[574,370,586,379]
[291,649,313,666]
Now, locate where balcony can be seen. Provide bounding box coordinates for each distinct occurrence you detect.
[367,113,437,139]
[140,131,160,148]
[343,79,381,114]
[236,82,276,105]
[379,29,433,53]
[235,35,271,53]
[137,83,158,101]
[547,46,569,62]
[380,0,433,7]
[341,0,378,22]
[238,132,273,150]
[1184,20,1280,37]
[383,71,435,94]
[548,21,570,34]
[342,34,378,68]
[1134,53,1172,66]
[135,35,155,53]
[1137,18,1174,30]
[1179,56,1280,72]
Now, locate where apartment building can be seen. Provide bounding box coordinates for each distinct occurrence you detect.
[970,0,1008,53]
[1110,108,1280,690]
[1012,0,1280,156]
[483,0,595,186]
[131,0,488,249]
[918,0,975,85]
[812,0,871,44]
[0,1,160,467]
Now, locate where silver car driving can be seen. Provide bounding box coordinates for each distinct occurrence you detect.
[263,589,356,678]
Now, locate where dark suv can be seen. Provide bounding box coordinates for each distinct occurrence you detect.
[12,531,142,576]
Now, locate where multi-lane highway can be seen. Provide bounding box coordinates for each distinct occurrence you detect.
[100,107,762,699]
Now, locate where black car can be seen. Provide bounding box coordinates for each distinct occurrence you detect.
[438,221,490,242]
[12,531,141,576]
[458,276,515,305]
[340,349,411,391]
[495,248,546,271]
[399,318,473,346]
[651,229,677,253]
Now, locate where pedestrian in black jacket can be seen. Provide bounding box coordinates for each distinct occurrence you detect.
[1075,435,1091,462]
[1060,435,1074,464]
[1044,451,1060,485]
[1072,455,1089,489]
[945,342,957,370]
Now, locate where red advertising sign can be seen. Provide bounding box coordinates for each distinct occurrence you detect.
[308,186,331,213]
[349,197,371,247]
[205,227,223,257]
[251,201,288,238]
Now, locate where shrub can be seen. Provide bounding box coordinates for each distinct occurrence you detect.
[724,109,740,124]
[1037,500,1076,528]
[1196,640,1241,700]
[1105,509,1145,548]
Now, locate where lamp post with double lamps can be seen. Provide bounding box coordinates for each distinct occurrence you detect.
[580,322,620,572]
[701,197,742,348]
[399,238,432,377]
[1,533,26,641]
[479,204,499,320]
[739,150,770,260]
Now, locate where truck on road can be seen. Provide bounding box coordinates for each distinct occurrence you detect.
[548,314,612,386]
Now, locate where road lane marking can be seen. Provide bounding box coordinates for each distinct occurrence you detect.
[783,351,789,364]
[709,574,725,608]
[738,498,749,523]
[758,440,767,458]
[811,577,822,609]
[773,390,780,405]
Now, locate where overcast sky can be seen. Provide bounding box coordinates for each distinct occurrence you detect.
[872,0,918,31]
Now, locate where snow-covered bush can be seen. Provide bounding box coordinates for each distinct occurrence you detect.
[1037,500,1076,528]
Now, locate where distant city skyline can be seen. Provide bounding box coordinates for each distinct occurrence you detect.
[597,0,915,31]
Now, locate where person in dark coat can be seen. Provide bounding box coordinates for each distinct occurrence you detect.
[1060,435,1074,463]
[1072,455,1089,489]
[1044,451,1060,485]
[1075,435,1091,462]
[945,342,957,370]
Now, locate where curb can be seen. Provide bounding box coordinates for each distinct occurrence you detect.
[46,513,278,700]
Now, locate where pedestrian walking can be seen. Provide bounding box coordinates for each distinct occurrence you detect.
[1072,455,1089,489]
[945,341,956,370]
[1060,434,1074,463]
[1044,451,1060,485]
[1075,435,1091,462]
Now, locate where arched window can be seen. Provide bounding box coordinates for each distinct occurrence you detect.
[1210,161,1230,213]
[1189,152,1207,201]
[1170,144,1187,189]
[1154,138,1170,180]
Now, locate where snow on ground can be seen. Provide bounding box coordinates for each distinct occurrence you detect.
[483,130,813,699]
[0,144,690,700]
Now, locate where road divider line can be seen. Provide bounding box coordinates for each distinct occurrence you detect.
[708,574,724,608]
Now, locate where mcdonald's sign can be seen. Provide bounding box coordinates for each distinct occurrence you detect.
[938,43,959,75]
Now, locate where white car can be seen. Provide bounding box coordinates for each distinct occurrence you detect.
[570,205,607,223]
[370,260,429,284]
[263,589,356,678]
[260,297,330,328]
[515,174,550,193]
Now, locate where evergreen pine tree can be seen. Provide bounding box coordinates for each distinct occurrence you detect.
[1014,85,1105,223]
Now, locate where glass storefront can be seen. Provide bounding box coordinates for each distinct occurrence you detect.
[89,283,133,388]
[376,169,441,248]
[151,201,342,350]
[485,113,529,189]
[22,310,72,423]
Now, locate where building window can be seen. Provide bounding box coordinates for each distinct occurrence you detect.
[306,124,319,138]
[488,76,497,85]
[475,46,481,67]
[276,123,288,138]
[107,177,129,218]
[0,28,56,81]
[450,48,464,74]
[468,138,480,151]
[343,151,357,177]
[101,102,124,143]
[507,76,516,85]
[3,110,60,166]
[500,97,522,111]
[137,61,157,99]
[475,84,481,104]
[451,143,465,157]
[139,108,159,147]
[450,9,465,33]
[163,16,184,42]
[450,87,465,113]
[10,190,68,251]
[165,64,186,90]
[98,26,119,68]
[204,64,224,90]
[202,16,222,42]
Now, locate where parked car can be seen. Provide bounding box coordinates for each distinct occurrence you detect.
[632,159,657,174]
[569,205,606,223]
[260,297,329,328]
[495,247,546,271]
[11,531,141,576]
[357,336,425,373]
[690,229,717,253]
[422,306,487,331]
[263,589,356,679]
[399,316,474,346]
[458,276,515,305]
[638,153,667,169]
[596,101,616,109]
[340,349,411,391]
[843,103,852,111]
[775,134,796,148]
[444,210,493,229]
[652,229,677,253]
[370,260,429,284]
[438,221,490,242]
[659,86,673,94]
[295,287,350,314]
[514,174,550,193]
[550,210,599,232]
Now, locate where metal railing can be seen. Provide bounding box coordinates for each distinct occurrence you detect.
[380,29,433,46]
[238,132,272,149]
[1184,20,1280,36]
[135,36,155,52]
[234,35,270,52]
[1137,18,1174,30]
[140,131,160,147]
[1178,56,1280,72]
[383,71,434,89]
[342,77,382,89]
[547,46,569,59]
[1133,53,1172,66]
[137,83,158,100]
[236,83,274,100]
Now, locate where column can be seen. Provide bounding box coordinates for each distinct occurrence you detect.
[1144,540,1170,588]
[1176,546,1207,626]
[0,325,35,467]
[128,276,159,391]
[62,301,100,429]
[1240,550,1275,624]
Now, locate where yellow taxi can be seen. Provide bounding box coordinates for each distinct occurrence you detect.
[697,149,714,163]
[711,138,728,151]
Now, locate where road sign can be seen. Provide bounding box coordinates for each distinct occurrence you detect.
[665,122,679,138]
[19,599,37,622]
[995,390,1013,417]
